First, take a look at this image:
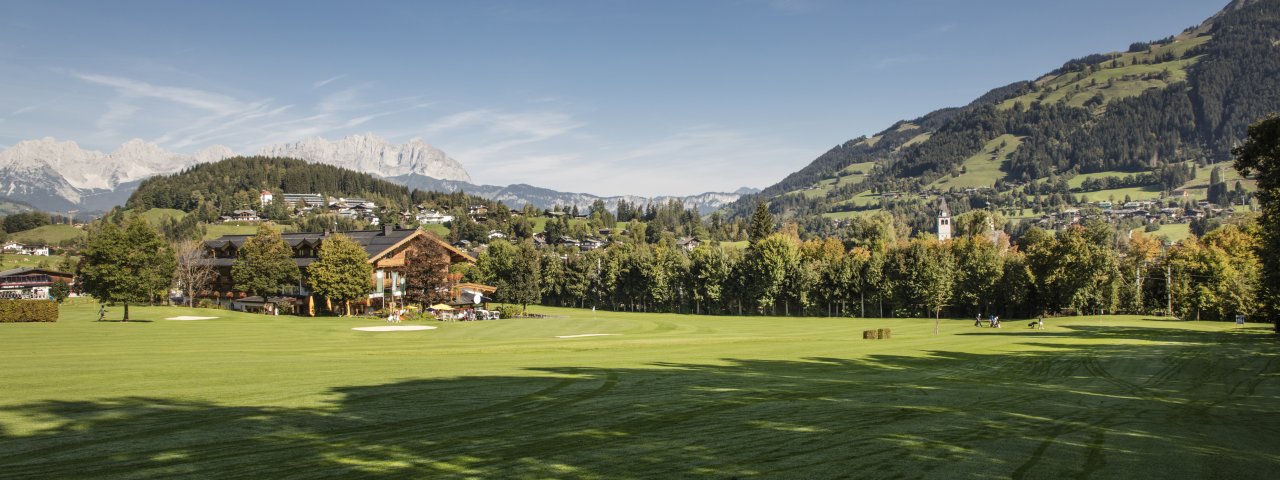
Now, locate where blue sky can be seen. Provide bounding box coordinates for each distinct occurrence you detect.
[0,0,1224,196]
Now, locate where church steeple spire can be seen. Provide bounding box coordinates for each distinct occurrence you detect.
[936,197,952,241]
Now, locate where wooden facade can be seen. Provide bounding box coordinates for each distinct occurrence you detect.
[202,226,486,315]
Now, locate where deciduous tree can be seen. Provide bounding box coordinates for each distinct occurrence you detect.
[403,235,453,309]
[308,233,372,315]
[1233,115,1280,330]
[232,224,300,298]
[78,218,175,321]
[174,239,217,307]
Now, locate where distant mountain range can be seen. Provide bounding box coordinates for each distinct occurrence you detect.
[393,174,757,214]
[0,133,753,214]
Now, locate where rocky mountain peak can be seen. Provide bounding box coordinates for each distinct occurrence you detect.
[258,133,472,182]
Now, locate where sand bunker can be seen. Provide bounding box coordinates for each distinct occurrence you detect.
[555,333,622,339]
[352,325,438,332]
[165,316,219,321]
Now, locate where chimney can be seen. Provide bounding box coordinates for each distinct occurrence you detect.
[382,224,393,236]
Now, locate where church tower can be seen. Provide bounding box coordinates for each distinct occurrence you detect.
[936,197,952,241]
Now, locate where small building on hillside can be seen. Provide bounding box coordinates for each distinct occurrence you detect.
[203,226,490,316]
[281,193,326,210]
[676,236,701,251]
[416,210,453,224]
[220,210,261,223]
[259,190,274,206]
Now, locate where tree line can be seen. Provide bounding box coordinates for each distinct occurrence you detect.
[472,203,1267,322]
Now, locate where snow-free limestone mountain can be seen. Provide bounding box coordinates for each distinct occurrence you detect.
[0,138,237,211]
[0,132,749,214]
[0,134,469,212]
[259,134,472,183]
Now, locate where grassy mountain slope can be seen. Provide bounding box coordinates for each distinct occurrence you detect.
[731,0,1277,228]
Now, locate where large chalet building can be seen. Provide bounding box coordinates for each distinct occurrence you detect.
[202,226,494,315]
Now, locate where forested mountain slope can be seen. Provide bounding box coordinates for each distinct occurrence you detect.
[730,0,1278,225]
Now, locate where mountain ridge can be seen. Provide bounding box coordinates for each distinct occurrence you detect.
[0,133,753,215]
[0,134,469,212]
[392,174,754,214]
[729,0,1278,227]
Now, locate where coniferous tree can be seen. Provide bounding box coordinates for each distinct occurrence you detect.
[747,202,775,246]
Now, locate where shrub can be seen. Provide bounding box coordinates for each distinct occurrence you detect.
[863,328,891,340]
[50,281,70,303]
[0,300,58,322]
[497,305,522,319]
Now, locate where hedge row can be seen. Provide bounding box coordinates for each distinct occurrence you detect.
[863,328,892,340]
[0,300,59,322]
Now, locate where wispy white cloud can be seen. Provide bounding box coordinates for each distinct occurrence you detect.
[66,71,437,153]
[313,74,346,88]
[427,109,584,163]
[874,54,928,70]
[74,73,251,116]
[56,70,800,196]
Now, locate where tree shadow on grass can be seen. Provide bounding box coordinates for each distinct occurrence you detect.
[960,323,1277,344]
[1,330,1279,479]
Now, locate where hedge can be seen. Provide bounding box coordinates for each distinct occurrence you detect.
[0,300,59,322]
[497,305,523,319]
[862,328,892,340]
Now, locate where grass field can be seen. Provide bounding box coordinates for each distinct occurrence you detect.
[1,303,1277,478]
[930,135,1022,190]
[998,36,1211,111]
[8,224,86,245]
[1137,223,1193,243]
[138,208,187,225]
[1,253,76,270]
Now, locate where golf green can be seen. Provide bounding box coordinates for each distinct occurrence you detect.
[1,301,1277,478]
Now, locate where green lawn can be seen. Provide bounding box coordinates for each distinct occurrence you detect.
[1,253,76,270]
[1137,223,1193,243]
[202,224,260,239]
[8,224,86,245]
[1069,171,1134,189]
[1080,184,1166,202]
[138,208,187,225]
[1,303,1277,478]
[203,223,300,240]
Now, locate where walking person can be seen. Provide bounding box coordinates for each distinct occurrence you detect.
[98,305,106,322]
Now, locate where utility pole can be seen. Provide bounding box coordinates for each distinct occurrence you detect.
[1166,264,1173,318]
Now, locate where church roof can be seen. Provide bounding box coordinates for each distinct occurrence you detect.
[938,197,950,216]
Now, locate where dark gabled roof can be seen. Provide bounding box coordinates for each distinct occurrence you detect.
[204,228,474,264]
[0,267,72,278]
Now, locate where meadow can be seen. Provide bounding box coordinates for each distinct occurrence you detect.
[1,302,1277,478]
